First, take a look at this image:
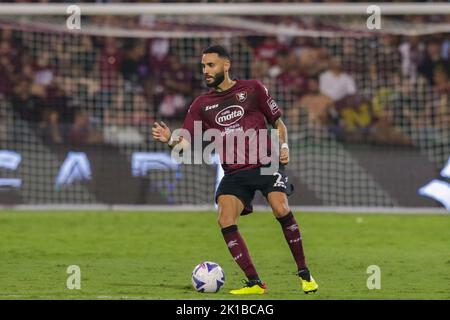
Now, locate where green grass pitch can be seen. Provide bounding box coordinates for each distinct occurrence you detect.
[0,211,449,300]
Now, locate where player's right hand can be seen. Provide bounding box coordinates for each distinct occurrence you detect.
[152,121,172,143]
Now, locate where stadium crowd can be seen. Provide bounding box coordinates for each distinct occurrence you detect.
[0,13,448,146]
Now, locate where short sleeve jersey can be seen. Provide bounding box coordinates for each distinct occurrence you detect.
[182,79,282,174]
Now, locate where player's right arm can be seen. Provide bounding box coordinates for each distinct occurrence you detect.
[152,98,202,149]
[151,121,191,149]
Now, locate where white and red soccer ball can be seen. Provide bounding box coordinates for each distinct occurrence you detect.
[191,261,225,293]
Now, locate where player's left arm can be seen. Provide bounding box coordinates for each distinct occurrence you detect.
[273,118,289,165]
[254,80,288,164]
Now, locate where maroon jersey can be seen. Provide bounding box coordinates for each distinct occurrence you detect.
[182,79,282,174]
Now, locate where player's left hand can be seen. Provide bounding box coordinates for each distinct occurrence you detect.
[280,146,289,165]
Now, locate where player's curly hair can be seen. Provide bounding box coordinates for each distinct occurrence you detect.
[202,45,231,60]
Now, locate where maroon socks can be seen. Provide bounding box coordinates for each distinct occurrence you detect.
[221,211,307,282]
[221,225,260,281]
[277,211,307,271]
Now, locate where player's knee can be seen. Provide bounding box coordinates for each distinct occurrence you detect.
[272,203,290,218]
[217,205,238,228]
[217,214,237,228]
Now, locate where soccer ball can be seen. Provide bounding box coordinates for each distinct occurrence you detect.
[191,261,225,293]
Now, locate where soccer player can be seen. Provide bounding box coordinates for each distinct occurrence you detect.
[152,45,318,295]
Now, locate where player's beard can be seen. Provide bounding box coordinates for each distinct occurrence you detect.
[205,71,225,88]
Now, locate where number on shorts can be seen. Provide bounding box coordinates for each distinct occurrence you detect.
[273,172,286,188]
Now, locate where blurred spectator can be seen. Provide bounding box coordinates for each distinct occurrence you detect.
[20,62,35,83]
[99,37,123,91]
[251,59,273,84]
[319,57,357,102]
[367,86,414,146]
[0,95,7,141]
[442,37,450,60]
[68,110,103,145]
[290,37,306,59]
[288,77,333,130]
[276,16,297,46]
[392,75,428,129]
[46,82,76,125]
[401,69,449,140]
[0,27,21,67]
[40,109,63,144]
[102,91,152,145]
[340,38,359,74]
[369,112,413,146]
[161,54,193,95]
[33,51,55,89]
[147,38,170,78]
[103,92,125,127]
[155,54,193,120]
[121,39,148,85]
[427,67,450,129]
[399,35,426,82]
[157,89,187,120]
[418,39,450,85]
[297,42,329,77]
[372,34,401,79]
[277,66,309,100]
[333,94,371,137]
[0,41,15,96]
[72,35,97,76]
[11,79,44,123]
[131,94,154,127]
[253,37,286,66]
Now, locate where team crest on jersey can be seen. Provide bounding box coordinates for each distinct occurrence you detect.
[236,91,247,103]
